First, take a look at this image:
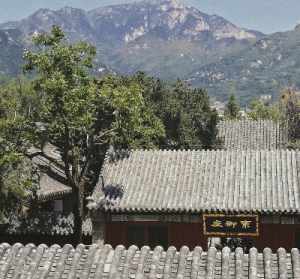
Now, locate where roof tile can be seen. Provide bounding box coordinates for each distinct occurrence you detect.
[217,120,288,150]
[2,243,295,278]
[33,155,72,201]
[92,150,300,214]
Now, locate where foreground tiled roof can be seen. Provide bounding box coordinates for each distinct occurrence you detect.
[217,120,288,150]
[91,150,300,214]
[1,243,300,278]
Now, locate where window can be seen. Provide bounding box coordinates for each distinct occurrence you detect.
[127,224,168,249]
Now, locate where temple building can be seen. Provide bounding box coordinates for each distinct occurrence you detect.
[32,153,74,212]
[0,147,86,245]
[88,120,298,251]
[89,149,300,250]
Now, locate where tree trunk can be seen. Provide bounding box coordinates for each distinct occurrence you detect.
[73,182,84,244]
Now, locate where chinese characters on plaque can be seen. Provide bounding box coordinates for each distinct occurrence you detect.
[203,214,259,236]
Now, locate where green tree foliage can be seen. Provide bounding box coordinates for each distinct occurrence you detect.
[23,26,164,242]
[102,75,165,149]
[280,88,300,148]
[224,94,241,120]
[0,26,220,236]
[131,73,220,149]
[247,99,282,121]
[0,151,36,224]
[0,78,38,224]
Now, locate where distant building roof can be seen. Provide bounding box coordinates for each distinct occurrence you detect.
[91,149,300,214]
[33,155,72,201]
[29,144,72,201]
[37,172,72,201]
[1,243,299,278]
[217,120,288,150]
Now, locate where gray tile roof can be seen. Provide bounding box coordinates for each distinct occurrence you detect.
[217,120,288,150]
[1,243,300,278]
[33,155,72,201]
[37,172,72,201]
[91,149,300,214]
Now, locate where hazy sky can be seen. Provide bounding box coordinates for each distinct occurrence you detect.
[0,0,299,34]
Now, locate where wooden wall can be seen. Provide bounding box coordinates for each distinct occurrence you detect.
[105,221,207,249]
[105,215,300,251]
[255,223,300,250]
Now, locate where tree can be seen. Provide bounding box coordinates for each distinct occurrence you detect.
[247,99,282,121]
[175,84,220,149]
[23,26,164,242]
[131,73,220,149]
[280,88,300,148]
[224,94,241,120]
[0,79,38,224]
[0,149,36,225]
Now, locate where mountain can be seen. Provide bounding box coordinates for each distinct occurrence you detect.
[0,0,262,80]
[7,0,298,104]
[187,24,300,104]
[0,28,24,76]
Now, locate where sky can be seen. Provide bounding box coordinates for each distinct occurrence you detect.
[0,0,299,34]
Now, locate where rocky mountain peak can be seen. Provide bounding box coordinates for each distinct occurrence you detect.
[0,0,264,81]
[0,0,261,44]
[155,0,184,9]
[60,6,81,13]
